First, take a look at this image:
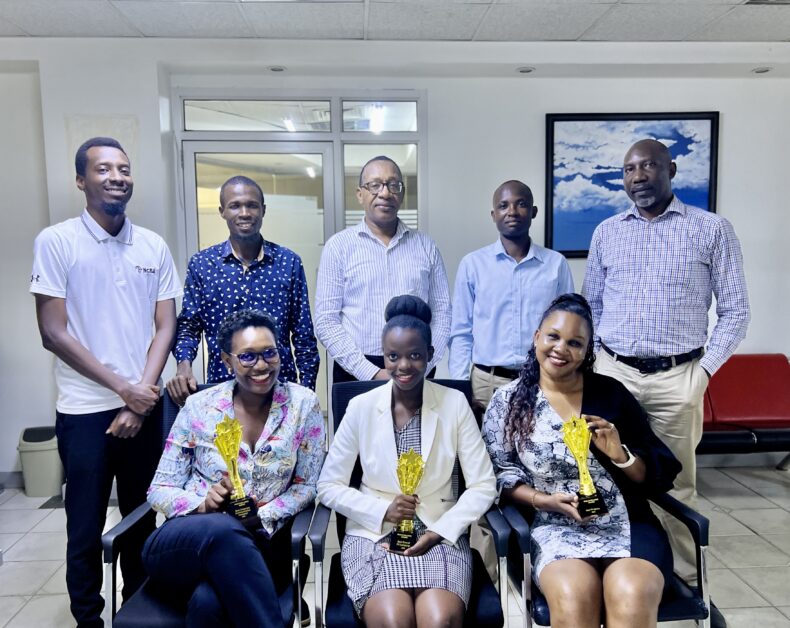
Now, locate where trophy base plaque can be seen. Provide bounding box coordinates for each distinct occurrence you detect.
[388,526,417,553]
[228,495,258,524]
[577,491,608,518]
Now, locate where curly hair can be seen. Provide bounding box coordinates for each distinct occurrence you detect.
[504,293,596,449]
[216,309,279,353]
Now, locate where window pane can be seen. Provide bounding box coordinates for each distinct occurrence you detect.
[344,144,418,229]
[185,100,331,132]
[342,101,417,133]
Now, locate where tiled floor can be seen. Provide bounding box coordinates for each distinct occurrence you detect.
[1,465,789,627]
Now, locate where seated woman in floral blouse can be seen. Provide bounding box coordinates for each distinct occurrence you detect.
[144,309,325,628]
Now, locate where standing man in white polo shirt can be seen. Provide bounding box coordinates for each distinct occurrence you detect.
[30,137,181,628]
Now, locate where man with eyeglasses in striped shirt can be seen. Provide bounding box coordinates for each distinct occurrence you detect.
[315,155,451,383]
[583,138,749,628]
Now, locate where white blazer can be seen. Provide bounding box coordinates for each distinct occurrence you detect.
[317,380,497,545]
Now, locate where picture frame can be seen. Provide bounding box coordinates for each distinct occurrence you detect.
[545,112,719,258]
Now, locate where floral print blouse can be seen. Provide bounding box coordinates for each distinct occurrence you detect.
[147,379,325,537]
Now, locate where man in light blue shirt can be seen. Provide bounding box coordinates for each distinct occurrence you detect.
[449,180,574,412]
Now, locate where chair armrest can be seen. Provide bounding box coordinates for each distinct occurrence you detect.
[501,504,531,554]
[308,503,331,562]
[483,506,511,557]
[102,501,154,564]
[290,503,315,561]
[649,493,709,546]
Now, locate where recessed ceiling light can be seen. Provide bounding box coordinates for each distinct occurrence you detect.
[516,66,536,74]
[267,66,286,73]
[751,66,773,74]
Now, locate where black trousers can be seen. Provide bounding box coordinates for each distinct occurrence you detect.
[332,355,436,383]
[55,403,160,628]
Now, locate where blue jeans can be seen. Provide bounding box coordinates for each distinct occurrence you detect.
[142,513,288,628]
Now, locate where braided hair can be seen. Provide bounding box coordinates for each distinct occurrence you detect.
[504,293,596,448]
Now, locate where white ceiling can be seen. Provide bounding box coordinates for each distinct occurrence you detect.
[0,0,788,42]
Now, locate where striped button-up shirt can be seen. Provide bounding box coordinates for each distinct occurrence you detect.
[315,219,451,381]
[582,197,749,375]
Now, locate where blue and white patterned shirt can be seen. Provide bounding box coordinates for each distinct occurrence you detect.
[147,380,325,537]
[314,219,451,380]
[173,239,320,389]
[582,197,749,375]
[449,239,574,378]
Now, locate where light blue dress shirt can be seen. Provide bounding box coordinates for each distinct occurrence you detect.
[449,239,574,378]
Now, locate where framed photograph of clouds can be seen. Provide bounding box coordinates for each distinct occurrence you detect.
[545,112,719,258]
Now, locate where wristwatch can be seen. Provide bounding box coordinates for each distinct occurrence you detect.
[612,444,637,468]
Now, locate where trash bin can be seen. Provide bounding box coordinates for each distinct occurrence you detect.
[18,427,64,498]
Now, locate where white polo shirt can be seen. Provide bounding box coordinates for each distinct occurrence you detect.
[30,210,182,414]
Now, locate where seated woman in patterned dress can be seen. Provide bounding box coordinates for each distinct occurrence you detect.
[144,309,325,628]
[318,295,497,627]
[482,293,681,628]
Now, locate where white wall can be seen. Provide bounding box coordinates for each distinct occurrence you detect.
[0,38,788,472]
[0,62,55,474]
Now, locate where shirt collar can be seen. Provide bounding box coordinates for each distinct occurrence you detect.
[492,238,543,263]
[80,209,133,244]
[620,195,685,221]
[220,237,270,264]
[355,217,408,243]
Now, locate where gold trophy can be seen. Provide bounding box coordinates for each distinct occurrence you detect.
[388,448,425,553]
[215,414,258,524]
[562,415,608,518]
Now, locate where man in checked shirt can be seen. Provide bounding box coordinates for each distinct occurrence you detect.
[583,139,749,627]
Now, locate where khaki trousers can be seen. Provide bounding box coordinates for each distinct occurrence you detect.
[470,366,519,581]
[595,349,708,582]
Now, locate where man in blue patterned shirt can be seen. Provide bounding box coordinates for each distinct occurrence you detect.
[167,176,320,404]
[583,139,749,626]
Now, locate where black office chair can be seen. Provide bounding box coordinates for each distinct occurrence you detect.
[101,385,313,627]
[308,379,511,628]
[502,493,711,628]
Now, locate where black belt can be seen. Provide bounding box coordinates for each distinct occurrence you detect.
[474,364,520,380]
[601,343,703,374]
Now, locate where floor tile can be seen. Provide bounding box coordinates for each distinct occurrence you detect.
[707,509,755,536]
[700,486,777,511]
[658,621,698,628]
[6,594,76,628]
[0,494,51,511]
[779,607,790,620]
[699,468,745,489]
[706,551,725,569]
[735,566,790,606]
[751,484,790,511]
[0,596,27,626]
[38,562,68,595]
[0,490,22,507]
[721,467,790,488]
[730,508,790,535]
[711,534,790,568]
[707,568,770,609]
[720,606,790,627]
[0,533,24,553]
[0,510,50,534]
[30,510,65,534]
[3,533,66,562]
[0,561,62,596]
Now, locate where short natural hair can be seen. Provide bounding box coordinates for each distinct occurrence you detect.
[358,156,403,186]
[75,137,127,177]
[219,176,265,207]
[217,309,279,353]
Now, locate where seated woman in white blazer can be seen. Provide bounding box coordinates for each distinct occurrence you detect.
[318,295,497,628]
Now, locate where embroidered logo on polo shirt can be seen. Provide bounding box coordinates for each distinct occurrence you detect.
[31,274,40,283]
[135,266,157,275]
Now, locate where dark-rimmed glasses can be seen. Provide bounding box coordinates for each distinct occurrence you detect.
[229,348,280,367]
[359,180,404,195]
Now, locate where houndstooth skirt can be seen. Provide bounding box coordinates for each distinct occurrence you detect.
[340,411,472,617]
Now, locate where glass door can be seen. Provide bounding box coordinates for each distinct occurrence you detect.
[183,141,335,410]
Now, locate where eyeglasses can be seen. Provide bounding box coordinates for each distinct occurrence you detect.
[359,180,404,195]
[229,348,280,367]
